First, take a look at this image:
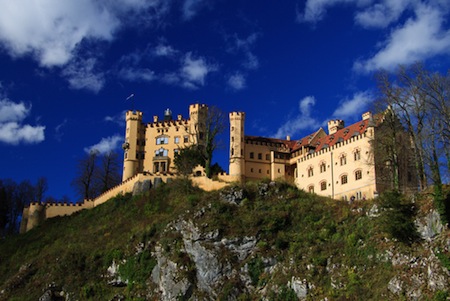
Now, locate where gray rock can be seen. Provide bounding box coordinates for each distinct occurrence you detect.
[388,277,403,295]
[132,180,152,196]
[289,277,308,299]
[220,186,245,205]
[106,260,127,287]
[151,245,191,301]
[416,210,444,241]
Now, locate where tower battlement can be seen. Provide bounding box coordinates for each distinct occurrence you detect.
[327,119,345,134]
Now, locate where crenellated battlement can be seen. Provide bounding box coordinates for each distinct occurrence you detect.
[229,111,245,118]
[126,110,143,121]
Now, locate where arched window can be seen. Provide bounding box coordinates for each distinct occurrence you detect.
[341,174,348,185]
[155,148,168,157]
[340,154,347,166]
[355,170,362,180]
[320,181,327,191]
[307,166,314,177]
[320,162,326,173]
[308,185,314,193]
[354,149,361,161]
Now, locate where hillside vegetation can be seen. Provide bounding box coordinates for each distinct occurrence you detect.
[0,179,448,300]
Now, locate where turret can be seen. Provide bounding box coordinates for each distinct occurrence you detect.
[122,110,144,181]
[229,111,245,182]
[189,104,208,145]
[327,119,345,135]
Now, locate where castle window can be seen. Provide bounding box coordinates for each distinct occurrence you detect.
[320,162,326,173]
[258,153,262,160]
[174,136,180,144]
[174,149,179,155]
[156,136,169,145]
[341,174,348,185]
[266,154,270,160]
[231,136,234,143]
[320,181,327,191]
[308,185,314,193]
[259,169,262,173]
[355,170,362,180]
[184,135,189,143]
[155,148,168,157]
[250,168,254,173]
[354,149,361,161]
[307,167,314,177]
[340,155,347,166]
[231,148,234,156]
[250,152,254,159]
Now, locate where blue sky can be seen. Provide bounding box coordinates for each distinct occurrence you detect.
[0,0,449,201]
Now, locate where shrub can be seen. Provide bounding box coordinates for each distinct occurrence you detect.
[247,256,265,286]
[377,191,419,244]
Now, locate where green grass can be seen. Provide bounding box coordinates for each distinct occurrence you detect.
[0,179,447,300]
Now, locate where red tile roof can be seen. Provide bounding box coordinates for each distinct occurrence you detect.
[243,119,371,155]
[314,119,369,152]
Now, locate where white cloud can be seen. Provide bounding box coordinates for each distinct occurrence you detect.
[182,0,208,20]
[104,110,127,126]
[354,4,450,72]
[118,67,156,82]
[0,0,119,67]
[177,52,217,89]
[229,33,260,70]
[0,0,170,68]
[355,0,411,28]
[228,73,246,91]
[0,99,45,145]
[153,43,178,57]
[62,58,105,93]
[0,99,30,123]
[332,91,374,120]
[84,135,122,155]
[274,96,321,138]
[298,0,363,23]
[54,118,68,142]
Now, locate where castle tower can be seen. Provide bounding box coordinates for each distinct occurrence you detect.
[189,104,208,145]
[122,110,144,181]
[229,112,245,182]
[327,119,345,135]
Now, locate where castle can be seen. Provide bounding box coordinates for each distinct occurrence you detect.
[20,103,415,232]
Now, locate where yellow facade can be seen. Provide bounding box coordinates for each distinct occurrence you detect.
[22,103,411,233]
[228,110,382,201]
[122,104,208,180]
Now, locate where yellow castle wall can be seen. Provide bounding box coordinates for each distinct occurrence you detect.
[295,132,376,201]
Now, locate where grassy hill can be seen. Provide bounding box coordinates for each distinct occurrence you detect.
[0,179,448,300]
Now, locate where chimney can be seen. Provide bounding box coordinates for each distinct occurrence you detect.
[286,135,291,141]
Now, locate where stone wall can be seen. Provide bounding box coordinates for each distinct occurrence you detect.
[21,172,233,232]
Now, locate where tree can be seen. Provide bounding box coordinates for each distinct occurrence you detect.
[370,106,415,192]
[192,105,226,178]
[375,63,450,223]
[173,145,205,177]
[72,151,98,201]
[95,151,121,194]
[35,177,48,203]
